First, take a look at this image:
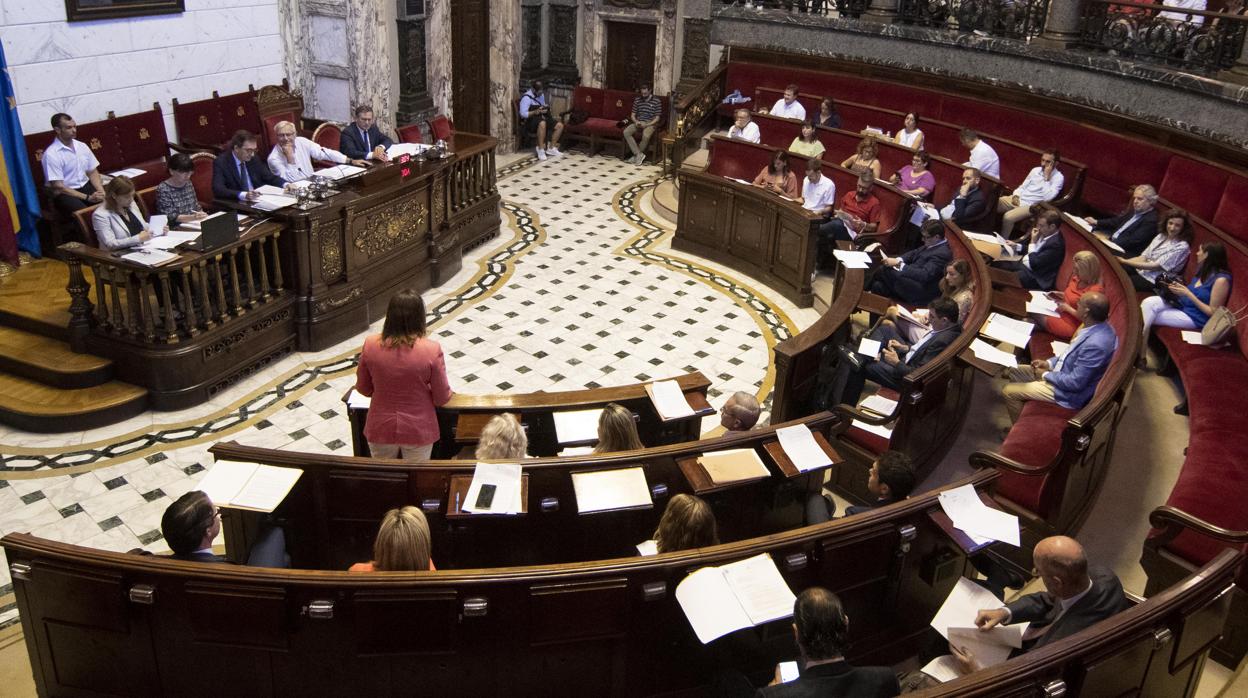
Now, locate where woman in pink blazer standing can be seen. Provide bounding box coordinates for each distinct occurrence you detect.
[355,290,454,460]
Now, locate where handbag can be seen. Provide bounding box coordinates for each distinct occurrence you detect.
[1200,304,1247,346]
[1154,271,1183,308]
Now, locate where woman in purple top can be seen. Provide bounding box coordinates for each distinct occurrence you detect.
[890,150,937,200]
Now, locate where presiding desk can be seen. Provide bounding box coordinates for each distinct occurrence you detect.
[59,133,501,409]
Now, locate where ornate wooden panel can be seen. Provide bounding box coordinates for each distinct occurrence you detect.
[729,198,770,261]
[605,20,657,92]
[451,0,489,134]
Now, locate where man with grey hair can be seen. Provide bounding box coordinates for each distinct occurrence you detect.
[1083,184,1159,258]
[721,391,761,432]
[267,120,367,182]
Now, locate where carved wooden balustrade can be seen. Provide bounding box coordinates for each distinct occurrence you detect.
[447,143,497,215]
[60,223,287,348]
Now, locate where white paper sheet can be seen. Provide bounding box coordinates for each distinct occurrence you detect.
[648,380,695,420]
[572,467,652,513]
[1181,330,1203,345]
[197,460,259,506]
[722,554,797,626]
[252,193,297,211]
[857,337,882,357]
[147,214,167,234]
[345,388,371,409]
[463,462,523,514]
[920,655,963,683]
[636,539,659,556]
[120,248,180,266]
[969,338,1019,368]
[910,202,939,227]
[947,628,1015,670]
[775,425,832,472]
[109,167,146,178]
[1025,291,1061,317]
[938,484,1021,547]
[1049,340,1070,355]
[553,408,604,445]
[230,466,303,512]
[930,577,1006,640]
[319,164,366,180]
[858,394,898,417]
[779,661,800,683]
[832,249,873,269]
[388,142,430,158]
[1069,216,1094,233]
[981,313,1036,349]
[559,445,594,457]
[1101,237,1125,254]
[141,236,184,251]
[851,420,893,439]
[676,565,755,644]
[255,185,286,196]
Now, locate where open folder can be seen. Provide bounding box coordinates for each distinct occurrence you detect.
[572,467,652,513]
[646,380,696,420]
[698,448,769,485]
[675,553,796,644]
[197,460,303,512]
[552,408,603,445]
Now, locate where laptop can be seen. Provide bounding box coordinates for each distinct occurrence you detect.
[184,211,240,253]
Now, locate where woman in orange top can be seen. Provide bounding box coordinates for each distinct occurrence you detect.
[752,149,800,199]
[349,506,437,572]
[1037,250,1103,340]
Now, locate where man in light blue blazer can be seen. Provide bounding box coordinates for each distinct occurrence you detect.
[1002,292,1117,423]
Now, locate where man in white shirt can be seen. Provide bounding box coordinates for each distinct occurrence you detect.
[42,113,105,216]
[799,158,836,216]
[727,108,761,143]
[267,121,367,182]
[768,84,807,121]
[997,149,1065,239]
[960,128,1000,179]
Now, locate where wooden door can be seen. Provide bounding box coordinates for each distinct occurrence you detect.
[604,21,656,92]
[451,0,489,134]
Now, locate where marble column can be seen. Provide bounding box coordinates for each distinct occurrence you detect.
[427,0,453,118]
[547,2,581,84]
[346,0,396,134]
[677,18,711,93]
[861,0,899,24]
[277,0,312,96]
[521,2,544,80]
[490,0,522,153]
[1034,0,1087,50]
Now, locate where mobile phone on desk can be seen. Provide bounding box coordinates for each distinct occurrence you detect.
[475,484,497,510]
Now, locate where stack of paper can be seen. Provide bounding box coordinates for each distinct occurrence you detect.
[197,460,303,512]
[646,380,696,420]
[1025,291,1060,317]
[345,388,371,409]
[775,425,832,472]
[252,193,298,211]
[969,338,1019,368]
[922,578,1030,682]
[675,553,796,643]
[319,164,366,180]
[910,202,939,227]
[121,248,180,266]
[463,462,523,514]
[387,143,430,158]
[572,467,652,513]
[699,448,769,484]
[1101,237,1125,254]
[938,484,1020,546]
[108,167,147,178]
[964,231,1022,261]
[552,408,603,445]
[980,313,1035,349]
[832,249,873,269]
[851,394,897,439]
[1181,330,1203,345]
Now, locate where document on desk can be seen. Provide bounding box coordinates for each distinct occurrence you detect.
[572,467,652,513]
[345,388,371,409]
[938,484,1020,547]
[142,236,184,251]
[646,380,696,420]
[252,193,298,211]
[699,448,769,485]
[832,249,873,269]
[1069,216,1094,233]
[969,338,1019,368]
[636,539,659,556]
[1026,291,1061,317]
[553,408,604,445]
[463,462,523,514]
[676,553,796,644]
[910,202,939,227]
[319,164,366,180]
[559,445,594,457]
[387,143,429,158]
[931,577,1008,640]
[775,425,832,472]
[121,248,180,266]
[197,460,303,512]
[981,313,1035,349]
[108,167,147,178]
[859,394,898,417]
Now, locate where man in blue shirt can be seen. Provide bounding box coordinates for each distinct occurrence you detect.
[519,79,564,161]
[1001,292,1117,423]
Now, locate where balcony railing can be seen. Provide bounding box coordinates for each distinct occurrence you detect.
[1080,1,1247,73]
[898,0,1051,40]
[718,1,869,19]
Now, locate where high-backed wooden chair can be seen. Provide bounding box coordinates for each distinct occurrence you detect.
[311,122,341,151]
[428,115,454,141]
[397,123,424,144]
[189,152,216,209]
[71,204,101,248]
[136,186,159,220]
[255,82,307,153]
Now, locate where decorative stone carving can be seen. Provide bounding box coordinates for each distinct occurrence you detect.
[313,219,344,282]
[432,178,446,227]
[548,4,580,77]
[397,17,433,121]
[606,0,661,8]
[679,18,711,84]
[522,5,543,77]
[352,197,429,259]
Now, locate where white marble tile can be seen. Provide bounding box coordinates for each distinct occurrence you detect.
[0,499,63,535]
[310,14,349,67]
[40,473,109,510]
[123,462,188,495]
[78,525,145,554]
[2,0,65,24]
[10,56,102,104]
[32,512,109,546]
[78,487,147,522]
[118,497,174,540]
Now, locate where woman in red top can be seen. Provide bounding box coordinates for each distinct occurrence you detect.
[1036,251,1103,340]
[355,289,454,460]
[349,506,436,572]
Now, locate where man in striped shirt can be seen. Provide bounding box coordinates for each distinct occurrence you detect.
[623,84,663,165]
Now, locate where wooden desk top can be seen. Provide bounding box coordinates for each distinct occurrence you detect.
[959,347,1009,377]
[446,473,530,519]
[762,431,843,479]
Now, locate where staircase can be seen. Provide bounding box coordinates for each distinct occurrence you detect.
[0,258,148,434]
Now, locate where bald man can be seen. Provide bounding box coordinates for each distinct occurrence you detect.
[951,535,1127,674]
[721,391,761,432]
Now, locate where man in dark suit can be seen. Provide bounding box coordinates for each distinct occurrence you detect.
[951,535,1128,674]
[212,130,286,201]
[836,297,963,407]
[1084,184,1159,259]
[993,207,1065,291]
[870,220,954,305]
[161,491,288,567]
[938,167,988,230]
[759,587,900,697]
[807,450,916,524]
[338,104,394,162]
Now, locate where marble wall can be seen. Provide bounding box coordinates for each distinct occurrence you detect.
[581,0,679,94]
[489,0,522,153]
[0,0,286,138]
[426,0,452,118]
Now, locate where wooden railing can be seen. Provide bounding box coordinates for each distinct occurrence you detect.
[59,222,287,349]
[666,62,727,171]
[448,139,498,215]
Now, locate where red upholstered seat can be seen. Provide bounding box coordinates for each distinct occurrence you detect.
[312,122,341,151]
[189,152,216,209]
[580,117,623,137]
[1027,331,1060,362]
[428,115,453,141]
[1160,156,1229,224]
[1212,176,1248,244]
[995,400,1078,515]
[260,111,298,153]
[1156,430,1248,566]
[397,123,423,144]
[841,388,899,454]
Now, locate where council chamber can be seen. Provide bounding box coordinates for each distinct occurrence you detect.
[0,1,1245,696]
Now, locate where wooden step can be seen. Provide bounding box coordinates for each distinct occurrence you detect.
[653,180,680,225]
[0,373,148,434]
[0,326,113,389]
[0,256,79,341]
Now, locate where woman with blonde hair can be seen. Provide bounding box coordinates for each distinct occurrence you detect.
[355,289,453,461]
[475,413,528,460]
[592,402,643,454]
[349,505,436,571]
[91,175,163,249]
[650,494,719,554]
[1036,250,1103,340]
[840,137,881,180]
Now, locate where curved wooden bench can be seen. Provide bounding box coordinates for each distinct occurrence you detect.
[2,471,999,697]
[829,220,993,502]
[969,215,1142,571]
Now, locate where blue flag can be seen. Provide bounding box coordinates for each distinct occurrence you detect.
[0,41,42,260]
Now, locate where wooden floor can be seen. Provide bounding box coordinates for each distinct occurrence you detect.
[0,257,78,333]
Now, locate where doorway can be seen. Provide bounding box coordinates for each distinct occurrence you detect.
[604,21,657,92]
